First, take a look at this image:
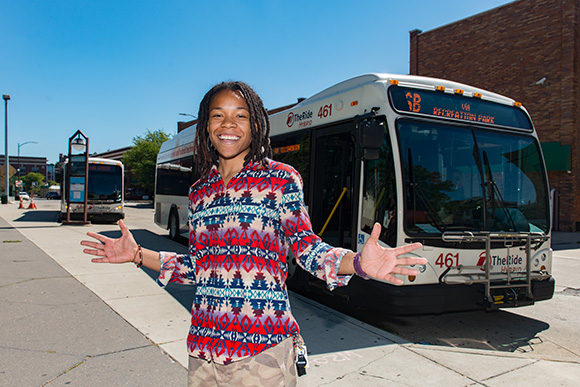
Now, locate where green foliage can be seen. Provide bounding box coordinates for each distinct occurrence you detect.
[21,172,45,192]
[122,129,172,193]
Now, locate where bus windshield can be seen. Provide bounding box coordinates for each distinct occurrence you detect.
[397,119,549,234]
[87,164,123,202]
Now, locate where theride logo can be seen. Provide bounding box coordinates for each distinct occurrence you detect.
[476,251,524,271]
[286,110,313,128]
[476,251,487,271]
[286,112,294,127]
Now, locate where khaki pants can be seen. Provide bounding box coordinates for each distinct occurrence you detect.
[188,337,297,387]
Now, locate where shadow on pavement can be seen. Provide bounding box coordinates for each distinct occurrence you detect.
[125,201,154,209]
[308,289,551,354]
[99,228,196,313]
[13,209,61,223]
[384,308,550,353]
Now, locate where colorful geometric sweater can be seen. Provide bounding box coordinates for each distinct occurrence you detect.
[157,159,352,364]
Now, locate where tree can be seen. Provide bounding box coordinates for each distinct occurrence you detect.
[122,129,172,194]
[21,172,45,193]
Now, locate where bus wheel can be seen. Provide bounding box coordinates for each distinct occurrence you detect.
[168,211,180,241]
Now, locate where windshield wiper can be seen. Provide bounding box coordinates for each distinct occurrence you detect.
[471,132,488,229]
[482,150,517,231]
[407,149,446,233]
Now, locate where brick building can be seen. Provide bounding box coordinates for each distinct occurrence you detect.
[409,0,579,230]
[0,155,48,180]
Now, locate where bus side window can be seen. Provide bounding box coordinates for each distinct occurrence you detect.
[362,122,397,246]
[271,133,311,205]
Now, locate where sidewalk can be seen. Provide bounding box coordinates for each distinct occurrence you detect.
[0,215,187,386]
[1,202,580,386]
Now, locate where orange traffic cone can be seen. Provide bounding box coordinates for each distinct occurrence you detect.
[18,197,25,209]
[28,197,37,210]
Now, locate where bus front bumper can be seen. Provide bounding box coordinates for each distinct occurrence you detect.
[347,276,555,315]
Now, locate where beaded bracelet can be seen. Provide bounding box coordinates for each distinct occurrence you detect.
[134,245,143,268]
[353,252,370,280]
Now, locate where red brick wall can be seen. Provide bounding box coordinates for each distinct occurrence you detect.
[410,0,580,230]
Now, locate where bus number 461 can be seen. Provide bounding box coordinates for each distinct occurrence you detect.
[318,104,332,118]
[436,253,459,268]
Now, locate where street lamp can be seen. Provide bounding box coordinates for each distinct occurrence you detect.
[3,95,10,202]
[63,130,89,225]
[71,136,86,152]
[17,141,39,179]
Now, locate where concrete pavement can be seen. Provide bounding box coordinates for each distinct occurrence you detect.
[0,211,187,386]
[1,200,579,386]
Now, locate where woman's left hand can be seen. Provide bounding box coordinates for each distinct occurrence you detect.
[360,223,427,284]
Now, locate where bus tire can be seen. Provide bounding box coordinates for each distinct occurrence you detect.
[168,210,180,241]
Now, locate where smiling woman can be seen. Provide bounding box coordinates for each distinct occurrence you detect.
[207,89,253,184]
[192,81,273,189]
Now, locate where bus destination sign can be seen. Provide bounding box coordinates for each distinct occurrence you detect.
[389,86,532,130]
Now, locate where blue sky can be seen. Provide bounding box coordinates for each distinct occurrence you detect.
[1,0,512,165]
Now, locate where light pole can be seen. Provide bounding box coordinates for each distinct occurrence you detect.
[18,141,38,179]
[3,94,9,202]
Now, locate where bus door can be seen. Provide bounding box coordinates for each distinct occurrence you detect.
[310,123,358,249]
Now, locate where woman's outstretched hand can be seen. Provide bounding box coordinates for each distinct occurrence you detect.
[360,223,427,284]
[81,220,138,264]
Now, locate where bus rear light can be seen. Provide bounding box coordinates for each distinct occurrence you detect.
[455,89,464,95]
[474,92,482,98]
[436,85,445,92]
[350,101,358,107]
[390,79,399,85]
[514,101,522,107]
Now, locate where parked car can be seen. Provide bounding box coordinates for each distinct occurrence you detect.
[46,191,61,200]
[19,192,30,201]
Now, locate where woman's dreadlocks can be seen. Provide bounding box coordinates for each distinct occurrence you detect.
[193,81,272,184]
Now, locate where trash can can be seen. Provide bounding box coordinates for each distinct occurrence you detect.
[1,194,7,204]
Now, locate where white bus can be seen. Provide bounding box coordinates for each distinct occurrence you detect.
[155,73,554,314]
[61,157,125,222]
[154,128,197,240]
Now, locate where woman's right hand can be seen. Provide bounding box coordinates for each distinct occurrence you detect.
[81,220,138,264]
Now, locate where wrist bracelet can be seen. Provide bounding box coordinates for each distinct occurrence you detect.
[134,245,143,268]
[353,252,370,280]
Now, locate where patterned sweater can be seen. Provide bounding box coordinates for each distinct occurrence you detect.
[157,159,352,364]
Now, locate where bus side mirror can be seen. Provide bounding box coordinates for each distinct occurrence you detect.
[359,119,384,160]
